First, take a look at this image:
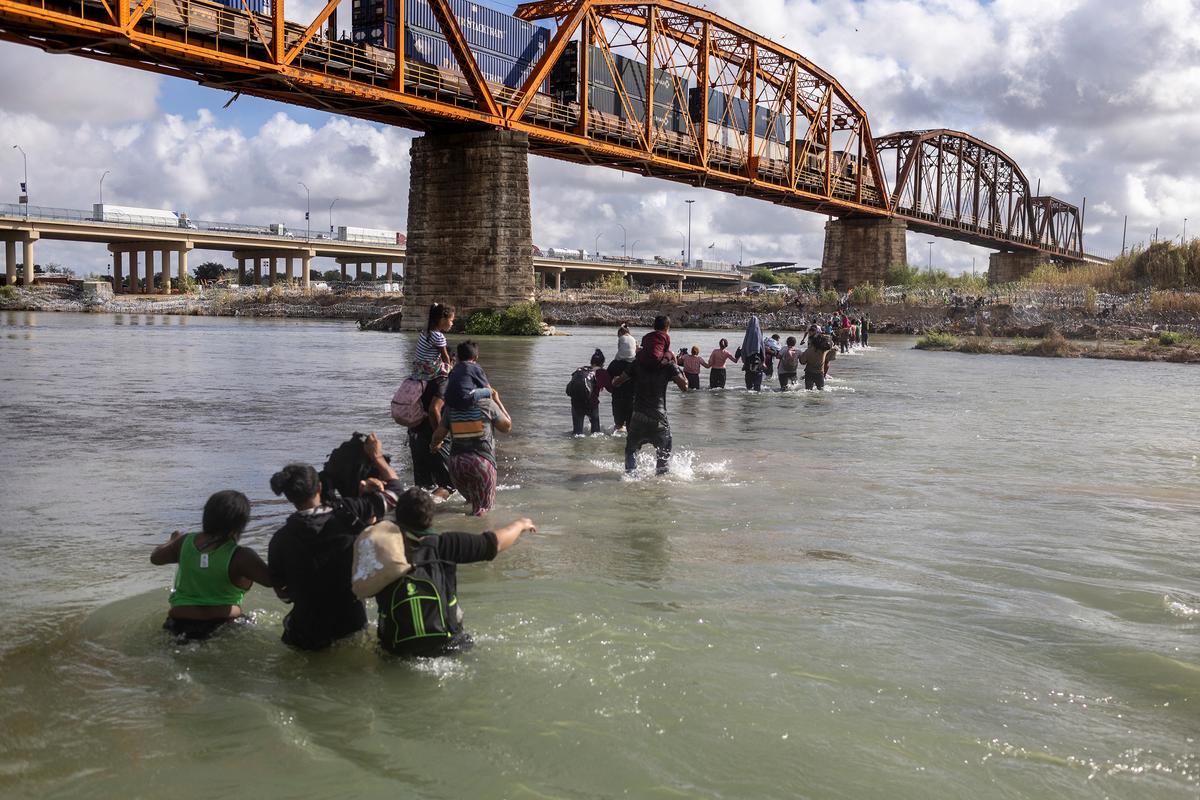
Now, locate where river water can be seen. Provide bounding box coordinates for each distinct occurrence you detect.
[0,311,1197,799]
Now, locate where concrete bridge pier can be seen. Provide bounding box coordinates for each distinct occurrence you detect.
[402,129,534,329]
[821,217,908,291]
[4,239,16,286]
[988,251,1042,284]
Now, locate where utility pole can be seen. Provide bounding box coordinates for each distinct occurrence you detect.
[329,198,338,236]
[1184,217,1189,244]
[594,231,604,259]
[685,199,695,268]
[12,144,28,219]
[927,241,935,273]
[617,222,627,262]
[298,181,311,241]
[99,169,110,206]
[1121,215,1127,256]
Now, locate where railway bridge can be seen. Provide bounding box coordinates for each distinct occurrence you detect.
[0,0,1105,321]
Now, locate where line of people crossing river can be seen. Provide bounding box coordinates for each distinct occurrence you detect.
[151,302,870,658]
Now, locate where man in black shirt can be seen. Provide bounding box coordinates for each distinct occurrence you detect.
[377,488,536,656]
[408,377,455,498]
[614,356,688,475]
[268,434,401,651]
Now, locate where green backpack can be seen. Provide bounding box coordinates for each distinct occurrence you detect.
[376,535,462,656]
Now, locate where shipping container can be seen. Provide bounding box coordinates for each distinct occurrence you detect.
[550,42,679,106]
[92,203,190,228]
[213,0,269,15]
[354,25,541,90]
[689,87,788,143]
[351,0,551,63]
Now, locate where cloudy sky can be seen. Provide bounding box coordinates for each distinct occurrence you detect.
[1,0,1197,275]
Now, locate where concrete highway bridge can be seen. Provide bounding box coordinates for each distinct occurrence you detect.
[0,204,742,292]
[0,0,1108,322]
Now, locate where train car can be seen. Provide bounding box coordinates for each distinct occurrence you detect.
[353,0,550,62]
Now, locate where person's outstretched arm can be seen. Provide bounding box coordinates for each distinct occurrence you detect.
[492,518,537,553]
[151,531,185,565]
[492,390,513,433]
[231,546,273,589]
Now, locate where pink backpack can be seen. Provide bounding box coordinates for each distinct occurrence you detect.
[391,378,427,427]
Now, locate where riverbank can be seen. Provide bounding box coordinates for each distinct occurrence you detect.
[538,290,1200,340]
[0,283,401,320]
[914,330,1200,363]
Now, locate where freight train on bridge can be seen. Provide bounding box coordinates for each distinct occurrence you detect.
[0,0,1107,320]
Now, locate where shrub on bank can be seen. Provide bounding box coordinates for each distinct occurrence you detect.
[0,285,15,300]
[914,331,959,349]
[1159,331,1185,346]
[463,301,543,336]
[849,283,882,305]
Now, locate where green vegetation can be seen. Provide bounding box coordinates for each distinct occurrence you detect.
[849,283,883,305]
[914,331,959,349]
[1159,331,1188,346]
[1021,241,1200,293]
[749,268,817,292]
[887,264,988,292]
[193,261,228,283]
[0,285,16,300]
[597,272,629,291]
[463,301,544,336]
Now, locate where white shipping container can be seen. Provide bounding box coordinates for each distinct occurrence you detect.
[92,204,185,228]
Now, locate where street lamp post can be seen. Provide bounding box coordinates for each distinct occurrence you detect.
[630,239,639,261]
[927,241,935,273]
[676,231,686,264]
[329,198,338,236]
[737,238,745,266]
[99,170,110,206]
[616,222,627,262]
[298,181,311,241]
[685,199,695,267]
[594,231,604,259]
[1184,217,1189,243]
[11,144,28,219]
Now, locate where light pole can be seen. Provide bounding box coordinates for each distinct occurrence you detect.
[630,239,639,261]
[1184,217,1189,243]
[99,170,110,206]
[616,222,627,262]
[927,241,935,273]
[12,144,28,219]
[685,199,695,267]
[737,238,745,266]
[298,181,311,240]
[329,198,338,237]
[676,230,686,264]
[594,231,604,259]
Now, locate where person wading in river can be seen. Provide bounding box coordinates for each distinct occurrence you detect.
[431,341,513,515]
[151,490,273,641]
[736,316,767,392]
[268,433,402,650]
[707,338,737,389]
[614,352,688,475]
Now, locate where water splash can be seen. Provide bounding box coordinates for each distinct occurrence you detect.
[589,449,730,482]
[1164,595,1200,619]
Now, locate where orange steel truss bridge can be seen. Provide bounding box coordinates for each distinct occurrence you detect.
[0,0,1092,261]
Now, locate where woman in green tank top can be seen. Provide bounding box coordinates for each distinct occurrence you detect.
[151,490,272,640]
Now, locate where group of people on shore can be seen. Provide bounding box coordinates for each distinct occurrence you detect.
[151,302,869,656]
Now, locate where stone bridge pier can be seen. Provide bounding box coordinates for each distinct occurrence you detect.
[820,217,907,291]
[988,251,1043,284]
[401,129,534,330]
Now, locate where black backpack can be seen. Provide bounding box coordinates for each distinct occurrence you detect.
[376,537,462,656]
[814,334,834,352]
[565,366,596,400]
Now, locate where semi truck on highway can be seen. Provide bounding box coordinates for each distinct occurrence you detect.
[92,204,197,229]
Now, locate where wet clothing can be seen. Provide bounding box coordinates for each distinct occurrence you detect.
[268,481,401,650]
[169,534,245,608]
[375,529,499,656]
[686,372,701,391]
[607,359,635,429]
[709,367,727,389]
[445,361,491,411]
[799,346,836,391]
[408,378,454,494]
[804,372,825,391]
[447,397,503,466]
[861,319,870,346]
[450,452,497,516]
[625,361,682,473]
[571,398,601,435]
[163,616,231,641]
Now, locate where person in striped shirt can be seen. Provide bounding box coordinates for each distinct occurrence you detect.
[412,303,454,381]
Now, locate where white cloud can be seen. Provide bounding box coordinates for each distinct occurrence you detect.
[3,0,1200,273]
